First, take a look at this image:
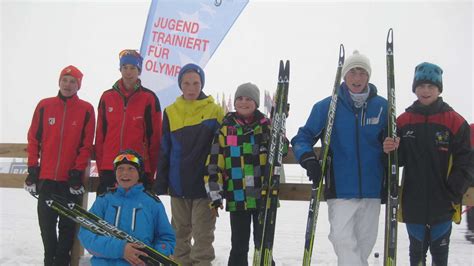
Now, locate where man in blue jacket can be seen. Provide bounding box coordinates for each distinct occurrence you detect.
[79,150,175,265]
[292,50,387,266]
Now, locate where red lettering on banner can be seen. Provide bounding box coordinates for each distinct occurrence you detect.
[151,31,209,52]
[147,45,169,60]
[193,39,209,52]
[146,16,210,78]
[159,62,180,76]
[144,60,181,77]
[153,17,199,34]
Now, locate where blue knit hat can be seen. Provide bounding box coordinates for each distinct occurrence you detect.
[412,62,443,93]
[119,49,143,72]
[178,63,205,90]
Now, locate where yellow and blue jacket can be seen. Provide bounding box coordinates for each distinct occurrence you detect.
[154,94,224,198]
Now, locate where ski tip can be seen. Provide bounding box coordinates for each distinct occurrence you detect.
[338,44,345,65]
[387,28,393,44]
[339,44,345,58]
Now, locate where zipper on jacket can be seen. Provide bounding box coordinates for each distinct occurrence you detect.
[424,115,430,224]
[132,207,141,232]
[355,112,362,198]
[356,103,368,198]
[54,101,67,180]
[326,155,332,190]
[113,205,121,227]
[118,90,139,151]
[360,102,367,126]
[119,98,129,150]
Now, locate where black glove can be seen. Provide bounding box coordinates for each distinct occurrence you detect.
[97,171,117,196]
[209,199,223,217]
[68,169,85,195]
[300,152,322,185]
[210,199,223,209]
[24,166,40,195]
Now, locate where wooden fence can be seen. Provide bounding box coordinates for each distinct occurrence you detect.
[1,143,473,265]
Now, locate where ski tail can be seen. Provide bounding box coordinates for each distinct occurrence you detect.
[35,194,180,266]
[383,27,399,266]
[254,60,289,266]
[302,44,344,266]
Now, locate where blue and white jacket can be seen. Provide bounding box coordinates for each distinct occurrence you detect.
[291,83,387,199]
[78,184,175,265]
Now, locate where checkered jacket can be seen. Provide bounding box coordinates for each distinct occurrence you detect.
[204,111,271,212]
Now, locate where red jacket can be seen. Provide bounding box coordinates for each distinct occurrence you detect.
[27,93,95,181]
[95,79,162,180]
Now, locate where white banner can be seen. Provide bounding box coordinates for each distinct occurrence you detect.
[139,0,248,108]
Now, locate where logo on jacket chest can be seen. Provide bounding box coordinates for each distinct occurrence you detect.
[48,117,55,125]
[108,107,113,112]
[435,130,450,146]
[365,107,383,125]
[403,130,415,139]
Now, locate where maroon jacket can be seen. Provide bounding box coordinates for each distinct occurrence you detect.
[27,93,95,181]
[95,79,162,180]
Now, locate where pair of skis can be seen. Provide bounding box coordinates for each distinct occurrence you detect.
[36,194,179,266]
[303,28,399,266]
[253,60,290,266]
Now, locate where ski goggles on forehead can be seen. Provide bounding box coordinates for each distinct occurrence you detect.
[113,153,140,165]
[119,49,141,59]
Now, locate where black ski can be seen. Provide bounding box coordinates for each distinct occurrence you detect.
[253,60,290,266]
[383,28,399,266]
[37,194,179,266]
[302,44,344,266]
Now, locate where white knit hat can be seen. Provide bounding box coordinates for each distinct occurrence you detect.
[342,50,371,80]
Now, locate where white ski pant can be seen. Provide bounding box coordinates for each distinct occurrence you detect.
[327,198,381,266]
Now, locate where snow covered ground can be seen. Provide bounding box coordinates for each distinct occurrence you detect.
[0,187,473,265]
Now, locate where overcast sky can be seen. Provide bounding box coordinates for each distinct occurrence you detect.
[1,0,472,143]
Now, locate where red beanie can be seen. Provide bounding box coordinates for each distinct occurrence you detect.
[59,65,83,90]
